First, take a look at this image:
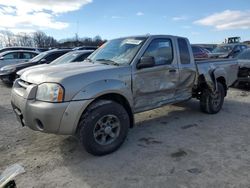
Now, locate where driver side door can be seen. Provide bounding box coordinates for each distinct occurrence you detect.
[132,38,180,112]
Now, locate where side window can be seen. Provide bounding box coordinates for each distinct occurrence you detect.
[21,52,34,59]
[178,38,191,64]
[46,52,65,62]
[74,53,91,62]
[143,38,173,65]
[3,52,19,59]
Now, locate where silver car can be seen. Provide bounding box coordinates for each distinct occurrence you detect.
[0,50,39,69]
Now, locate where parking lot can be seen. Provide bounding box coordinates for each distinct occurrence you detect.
[0,81,250,188]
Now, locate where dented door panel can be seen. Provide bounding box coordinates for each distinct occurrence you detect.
[133,64,179,112]
[175,66,196,100]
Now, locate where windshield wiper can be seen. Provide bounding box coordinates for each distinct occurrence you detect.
[95,59,119,66]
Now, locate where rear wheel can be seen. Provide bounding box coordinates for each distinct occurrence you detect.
[200,82,225,114]
[77,100,130,156]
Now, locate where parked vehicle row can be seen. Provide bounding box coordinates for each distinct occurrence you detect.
[0,49,71,83]
[191,45,209,59]
[10,35,239,156]
[209,43,248,58]
[1,42,249,85]
[16,50,94,77]
[0,47,49,53]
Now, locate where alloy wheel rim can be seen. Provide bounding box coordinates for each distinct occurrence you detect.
[93,115,121,145]
[211,91,222,109]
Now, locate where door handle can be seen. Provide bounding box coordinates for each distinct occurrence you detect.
[169,69,177,73]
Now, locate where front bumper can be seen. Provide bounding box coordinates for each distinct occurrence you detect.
[11,79,92,135]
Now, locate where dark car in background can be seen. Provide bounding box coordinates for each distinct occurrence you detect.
[210,44,248,58]
[17,50,94,76]
[0,49,71,84]
[0,47,48,53]
[191,45,209,59]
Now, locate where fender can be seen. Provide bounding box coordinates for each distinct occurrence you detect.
[199,67,227,92]
[71,79,133,107]
[212,67,227,91]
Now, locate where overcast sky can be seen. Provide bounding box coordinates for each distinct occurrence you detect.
[0,0,250,43]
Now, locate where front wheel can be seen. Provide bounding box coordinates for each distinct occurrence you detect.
[77,100,130,156]
[200,82,225,114]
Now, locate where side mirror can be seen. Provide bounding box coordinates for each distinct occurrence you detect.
[137,56,155,69]
[39,59,47,64]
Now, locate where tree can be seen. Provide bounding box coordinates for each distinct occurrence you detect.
[0,29,106,49]
[16,33,33,47]
[33,31,47,48]
[0,30,14,47]
[32,31,58,48]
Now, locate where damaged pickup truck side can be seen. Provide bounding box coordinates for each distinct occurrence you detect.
[11,35,238,155]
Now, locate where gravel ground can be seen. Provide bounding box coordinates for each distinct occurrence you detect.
[0,81,250,188]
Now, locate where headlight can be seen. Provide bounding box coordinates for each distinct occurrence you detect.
[36,83,64,103]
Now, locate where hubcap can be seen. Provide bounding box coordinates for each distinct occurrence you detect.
[93,115,121,145]
[211,91,222,109]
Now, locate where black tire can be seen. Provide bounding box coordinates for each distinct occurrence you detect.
[1,74,15,85]
[200,82,225,114]
[77,100,130,156]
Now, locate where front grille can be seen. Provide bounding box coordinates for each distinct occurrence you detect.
[17,79,32,89]
[13,79,37,99]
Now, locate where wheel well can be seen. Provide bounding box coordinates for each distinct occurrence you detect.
[216,77,227,96]
[194,75,227,98]
[97,93,134,127]
[78,93,134,131]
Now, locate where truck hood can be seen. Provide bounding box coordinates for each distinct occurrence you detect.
[21,61,131,101]
[21,62,121,85]
[17,64,48,76]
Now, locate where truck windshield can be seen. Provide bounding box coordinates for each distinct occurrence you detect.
[88,37,146,65]
[212,45,233,53]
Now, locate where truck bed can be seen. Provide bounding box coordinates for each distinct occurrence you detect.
[195,58,238,87]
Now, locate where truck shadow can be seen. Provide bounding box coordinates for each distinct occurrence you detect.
[231,84,250,91]
[58,98,250,186]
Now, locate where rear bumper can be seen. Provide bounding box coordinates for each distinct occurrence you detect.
[11,80,92,135]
